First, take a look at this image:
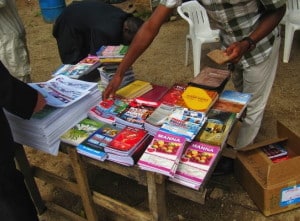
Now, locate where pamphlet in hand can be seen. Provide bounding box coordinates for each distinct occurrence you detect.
[29,75,98,107]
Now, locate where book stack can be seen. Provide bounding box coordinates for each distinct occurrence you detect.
[104,126,151,166]
[196,109,236,147]
[98,64,135,89]
[115,101,155,129]
[116,80,153,99]
[60,118,105,146]
[6,77,101,155]
[77,124,121,161]
[188,66,230,93]
[88,99,129,125]
[212,90,252,118]
[97,45,128,63]
[137,130,187,177]
[159,107,207,142]
[169,141,220,190]
[144,103,177,136]
[52,55,100,79]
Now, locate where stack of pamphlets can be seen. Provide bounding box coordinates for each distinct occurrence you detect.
[104,126,151,166]
[98,64,135,89]
[52,55,100,79]
[144,103,177,136]
[137,130,187,177]
[97,45,128,63]
[77,123,121,161]
[159,107,207,142]
[88,99,129,125]
[169,141,220,190]
[6,76,101,155]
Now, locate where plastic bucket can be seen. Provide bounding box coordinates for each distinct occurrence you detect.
[39,0,66,23]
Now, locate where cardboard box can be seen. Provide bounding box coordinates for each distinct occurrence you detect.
[234,121,300,216]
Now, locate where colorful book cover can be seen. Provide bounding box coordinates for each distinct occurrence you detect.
[212,90,252,118]
[88,106,115,124]
[158,83,187,107]
[172,141,220,186]
[60,118,105,146]
[76,124,121,161]
[261,142,288,159]
[137,130,186,177]
[145,103,177,126]
[181,86,219,113]
[196,109,236,146]
[107,126,148,153]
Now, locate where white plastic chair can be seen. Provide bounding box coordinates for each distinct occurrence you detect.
[177,1,220,76]
[283,0,300,63]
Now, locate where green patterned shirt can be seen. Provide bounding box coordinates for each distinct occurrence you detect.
[160,0,286,67]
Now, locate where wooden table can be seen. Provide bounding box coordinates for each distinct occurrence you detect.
[16,141,213,221]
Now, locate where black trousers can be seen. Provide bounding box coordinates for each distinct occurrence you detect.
[0,163,38,221]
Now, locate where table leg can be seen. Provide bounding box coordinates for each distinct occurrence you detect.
[67,147,98,221]
[147,172,167,221]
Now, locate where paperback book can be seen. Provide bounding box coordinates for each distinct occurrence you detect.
[261,142,288,161]
[137,130,187,177]
[52,55,100,79]
[116,80,153,99]
[134,84,169,107]
[181,86,219,113]
[196,109,236,147]
[158,83,187,107]
[76,124,121,161]
[170,141,220,189]
[188,66,230,93]
[105,126,148,156]
[60,118,105,146]
[212,90,252,118]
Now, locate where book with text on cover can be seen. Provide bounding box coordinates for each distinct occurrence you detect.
[181,86,219,113]
[158,83,187,107]
[76,124,121,161]
[170,141,220,189]
[60,118,105,146]
[196,109,236,147]
[105,126,148,156]
[261,142,288,160]
[137,130,187,177]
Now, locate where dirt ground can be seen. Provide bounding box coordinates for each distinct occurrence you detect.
[16,0,300,221]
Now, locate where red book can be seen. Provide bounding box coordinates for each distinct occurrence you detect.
[134,84,169,107]
[158,83,187,107]
[105,126,148,156]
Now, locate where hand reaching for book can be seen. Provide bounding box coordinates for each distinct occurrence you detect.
[102,73,123,100]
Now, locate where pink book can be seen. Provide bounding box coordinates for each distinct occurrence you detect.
[137,130,186,177]
[171,141,220,186]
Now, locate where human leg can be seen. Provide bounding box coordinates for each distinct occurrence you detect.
[234,36,281,149]
[0,163,38,221]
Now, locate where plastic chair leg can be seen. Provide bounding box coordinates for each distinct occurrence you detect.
[185,36,190,66]
[192,40,202,77]
[283,23,295,63]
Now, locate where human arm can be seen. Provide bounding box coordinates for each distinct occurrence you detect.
[225,4,286,63]
[102,5,174,100]
[0,62,46,118]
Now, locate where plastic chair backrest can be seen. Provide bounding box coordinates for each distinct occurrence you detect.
[287,0,300,23]
[177,1,215,38]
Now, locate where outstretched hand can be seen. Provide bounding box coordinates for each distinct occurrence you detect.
[102,74,123,100]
